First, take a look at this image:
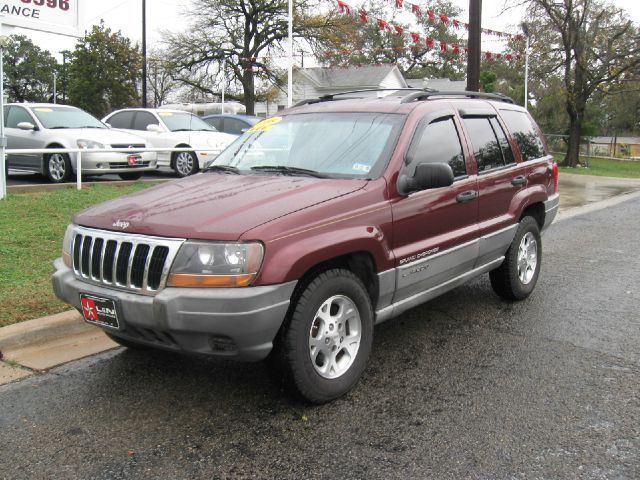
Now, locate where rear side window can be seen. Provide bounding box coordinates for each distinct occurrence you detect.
[205,117,223,131]
[407,117,466,178]
[225,118,248,135]
[107,111,134,129]
[499,110,546,161]
[462,117,506,172]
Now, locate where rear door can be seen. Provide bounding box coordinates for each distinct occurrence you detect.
[390,112,479,302]
[459,112,525,266]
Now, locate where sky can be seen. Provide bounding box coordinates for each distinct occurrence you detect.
[1,0,638,58]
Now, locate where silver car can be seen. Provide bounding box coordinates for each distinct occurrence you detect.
[5,103,158,183]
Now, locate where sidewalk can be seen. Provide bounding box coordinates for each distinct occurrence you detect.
[2,172,640,386]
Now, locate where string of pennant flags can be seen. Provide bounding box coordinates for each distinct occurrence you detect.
[336,0,523,40]
[333,0,522,61]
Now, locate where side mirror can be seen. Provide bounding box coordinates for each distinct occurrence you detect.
[146,124,162,133]
[397,162,454,196]
[17,122,36,131]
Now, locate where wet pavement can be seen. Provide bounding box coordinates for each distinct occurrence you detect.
[558,172,640,209]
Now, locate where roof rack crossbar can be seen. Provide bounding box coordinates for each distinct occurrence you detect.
[293,87,431,107]
[400,90,515,104]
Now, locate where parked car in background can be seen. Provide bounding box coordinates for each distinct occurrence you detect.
[4,104,157,183]
[201,114,261,136]
[103,108,236,177]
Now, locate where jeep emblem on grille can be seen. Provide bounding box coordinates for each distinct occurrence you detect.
[112,220,130,230]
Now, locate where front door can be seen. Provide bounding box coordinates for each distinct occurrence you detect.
[5,106,43,172]
[391,114,479,303]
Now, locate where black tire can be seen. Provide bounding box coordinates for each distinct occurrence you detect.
[118,172,143,181]
[45,152,72,183]
[104,331,151,350]
[490,216,542,300]
[268,269,374,404]
[172,150,199,177]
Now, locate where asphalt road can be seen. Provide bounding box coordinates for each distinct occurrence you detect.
[1,197,639,479]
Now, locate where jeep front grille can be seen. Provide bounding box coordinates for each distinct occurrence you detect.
[71,226,184,295]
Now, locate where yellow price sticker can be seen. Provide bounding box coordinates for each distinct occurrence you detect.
[158,112,173,117]
[34,108,54,112]
[247,116,282,133]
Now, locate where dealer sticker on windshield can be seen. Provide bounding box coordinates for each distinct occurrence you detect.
[248,116,282,133]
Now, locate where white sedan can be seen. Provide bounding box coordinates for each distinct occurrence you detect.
[103,108,236,177]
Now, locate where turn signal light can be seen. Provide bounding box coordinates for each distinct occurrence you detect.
[167,273,256,288]
[553,162,558,193]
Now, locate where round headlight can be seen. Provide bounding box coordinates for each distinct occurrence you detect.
[224,246,243,265]
[197,246,215,266]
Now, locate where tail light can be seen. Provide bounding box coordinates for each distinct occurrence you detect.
[552,162,558,193]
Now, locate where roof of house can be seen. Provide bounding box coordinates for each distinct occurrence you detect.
[423,78,467,91]
[298,65,406,89]
[590,136,640,144]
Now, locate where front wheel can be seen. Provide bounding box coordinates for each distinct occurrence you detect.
[172,151,198,177]
[490,216,542,300]
[45,152,72,183]
[269,269,374,403]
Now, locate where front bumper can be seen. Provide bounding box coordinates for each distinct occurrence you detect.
[71,151,158,175]
[52,258,296,361]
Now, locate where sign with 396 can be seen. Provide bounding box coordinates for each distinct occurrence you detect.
[1,0,81,36]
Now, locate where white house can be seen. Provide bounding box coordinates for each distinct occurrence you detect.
[255,65,408,117]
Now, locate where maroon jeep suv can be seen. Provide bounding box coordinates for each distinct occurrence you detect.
[53,90,559,403]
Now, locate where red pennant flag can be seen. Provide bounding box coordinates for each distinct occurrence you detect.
[506,54,513,61]
[377,18,389,30]
[496,53,503,60]
[453,19,460,29]
[410,32,420,44]
[426,37,434,49]
[485,52,493,60]
[440,41,447,52]
[337,0,350,15]
[411,4,420,14]
[452,44,460,55]
[440,14,449,24]
[358,9,367,22]
[395,0,403,8]
[427,10,435,22]
[394,25,404,36]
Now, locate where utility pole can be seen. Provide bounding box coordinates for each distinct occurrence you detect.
[142,0,147,108]
[466,0,482,92]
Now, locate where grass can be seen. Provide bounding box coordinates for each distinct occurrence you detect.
[555,155,640,179]
[0,183,156,328]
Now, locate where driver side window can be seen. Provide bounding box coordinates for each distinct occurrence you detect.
[406,117,466,178]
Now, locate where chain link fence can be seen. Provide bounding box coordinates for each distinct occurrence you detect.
[545,134,640,162]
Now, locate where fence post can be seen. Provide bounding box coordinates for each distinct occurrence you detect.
[76,150,82,190]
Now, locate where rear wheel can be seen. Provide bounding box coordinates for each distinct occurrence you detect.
[268,269,373,403]
[45,152,72,183]
[118,172,143,181]
[490,216,542,300]
[172,151,198,177]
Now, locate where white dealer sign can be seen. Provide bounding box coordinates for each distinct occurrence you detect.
[1,0,81,36]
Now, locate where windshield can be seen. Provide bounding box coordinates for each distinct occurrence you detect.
[212,112,405,179]
[31,106,106,129]
[157,111,215,132]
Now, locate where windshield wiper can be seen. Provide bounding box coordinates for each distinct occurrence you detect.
[205,164,241,174]
[49,126,70,129]
[250,165,328,178]
[171,128,192,132]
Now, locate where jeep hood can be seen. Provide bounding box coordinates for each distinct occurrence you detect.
[74,173,367,240]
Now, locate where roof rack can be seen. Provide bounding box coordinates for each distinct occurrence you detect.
[400,90,515,104]
[293,88,430,107]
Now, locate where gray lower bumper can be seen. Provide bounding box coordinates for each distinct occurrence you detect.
[52,258,296,361]
[543,193,560,232]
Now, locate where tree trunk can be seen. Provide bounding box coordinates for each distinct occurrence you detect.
[241,69,256,115]
[565,119,581,167]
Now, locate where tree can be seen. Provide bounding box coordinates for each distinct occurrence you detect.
[525,0,640,167]
[146,49,180,107]
[317,0,465,80]
[67,22,142,118]
[166,0,338,114]
[3,35,58,103]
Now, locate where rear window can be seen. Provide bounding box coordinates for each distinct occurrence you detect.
[500,110,546,161]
